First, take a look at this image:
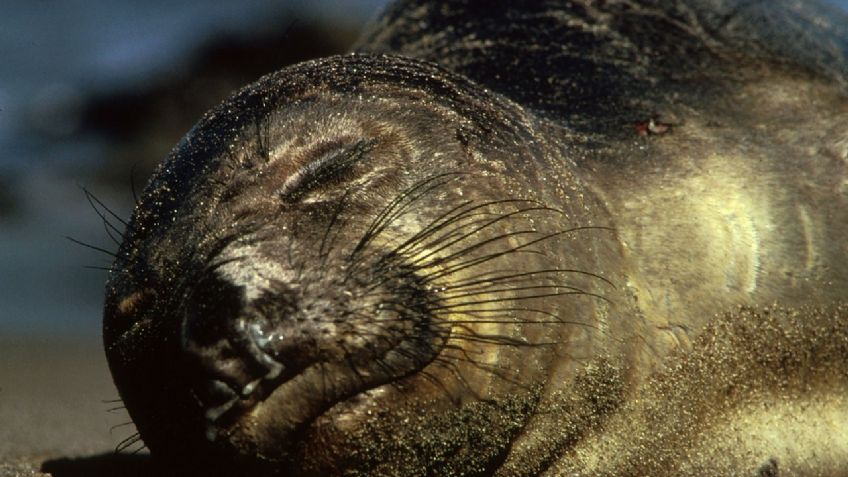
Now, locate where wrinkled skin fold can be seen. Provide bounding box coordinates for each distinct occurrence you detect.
[103,1,848,476]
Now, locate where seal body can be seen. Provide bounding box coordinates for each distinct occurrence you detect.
[104,1,848,476]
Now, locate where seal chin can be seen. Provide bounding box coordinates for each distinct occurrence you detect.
[176,250,448,461]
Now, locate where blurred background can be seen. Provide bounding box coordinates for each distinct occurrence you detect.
[0,0,389,340]
[0,0,846,469]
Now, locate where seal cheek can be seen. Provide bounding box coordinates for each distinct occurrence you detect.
[116,288,153,316]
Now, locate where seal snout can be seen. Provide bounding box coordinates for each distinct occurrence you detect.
[171,236,453,450]
[180,270,300,439]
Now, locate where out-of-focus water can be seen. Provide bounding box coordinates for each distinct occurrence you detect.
[0,0,846,338]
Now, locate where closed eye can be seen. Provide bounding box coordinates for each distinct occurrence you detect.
[279,139,376,203]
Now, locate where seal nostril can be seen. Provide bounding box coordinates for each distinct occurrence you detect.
[234,317,287,380]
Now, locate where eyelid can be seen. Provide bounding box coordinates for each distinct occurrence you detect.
[279,139,375,203]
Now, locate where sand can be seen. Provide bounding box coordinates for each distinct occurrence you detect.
[0,336,150,476]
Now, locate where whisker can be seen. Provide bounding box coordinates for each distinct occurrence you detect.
[407,206,557,267]
[115,432,143,454]
[130,163,141,205]
[436,307,598,326]
[109,421,136,434]
[84,265,113,271]
[440,283,588,300]
[446,268,617,290]
[434,290,609,311]
[81,190,124,247]
[388,198,542,259]
[436,347,533,389]
[350,172,464,259]
[65,236,117,258]
[82,186,129,227]
[420,226,614,282]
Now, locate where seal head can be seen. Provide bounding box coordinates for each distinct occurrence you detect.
[104,53,622,475]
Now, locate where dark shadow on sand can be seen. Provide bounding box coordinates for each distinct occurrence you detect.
[42,453,156,477]
[41,453,227,477]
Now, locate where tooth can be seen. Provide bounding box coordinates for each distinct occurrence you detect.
[241,379,261,397]
[210,379,237,399]
[205,397,237,422]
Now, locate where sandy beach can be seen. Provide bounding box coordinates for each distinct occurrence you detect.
[0,336,150,477]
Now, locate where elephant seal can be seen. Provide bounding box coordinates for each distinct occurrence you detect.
[103,0,848,475]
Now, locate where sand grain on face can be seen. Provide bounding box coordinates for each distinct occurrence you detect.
[101,0,848,475]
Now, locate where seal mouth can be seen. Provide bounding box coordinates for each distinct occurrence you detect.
[202,317,445,447]
[191,317,286,442]
[177,258,449,452]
